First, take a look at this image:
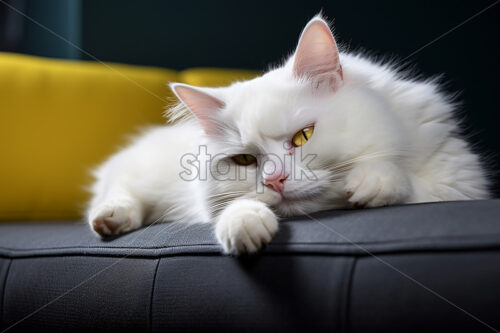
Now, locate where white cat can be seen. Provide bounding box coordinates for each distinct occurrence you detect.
[88,15,489,254]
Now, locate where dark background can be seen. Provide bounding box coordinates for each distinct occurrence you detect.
[1,0,499,193]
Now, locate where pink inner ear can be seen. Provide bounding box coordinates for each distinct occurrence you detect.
[293,19,343,90]
[173,85,225,135]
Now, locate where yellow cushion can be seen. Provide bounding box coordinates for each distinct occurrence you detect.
[0,52,259,220]
[180,68,260,87]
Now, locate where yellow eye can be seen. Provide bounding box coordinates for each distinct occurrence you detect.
[292,126,314,147]
[231,154,257,166]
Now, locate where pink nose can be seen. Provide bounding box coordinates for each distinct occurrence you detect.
[264,173,289,193]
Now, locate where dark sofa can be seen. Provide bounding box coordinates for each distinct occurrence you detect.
[1,200,499,332]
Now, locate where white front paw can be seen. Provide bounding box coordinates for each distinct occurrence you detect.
[88,200,142,236]
[344,161,411,208]
[215,200,278,255]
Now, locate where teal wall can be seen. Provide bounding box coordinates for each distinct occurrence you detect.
[22,0,81,59]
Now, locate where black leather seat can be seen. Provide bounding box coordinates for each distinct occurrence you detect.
[1,200,499,332]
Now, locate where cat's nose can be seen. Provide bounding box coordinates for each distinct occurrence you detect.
[264,173,289,193]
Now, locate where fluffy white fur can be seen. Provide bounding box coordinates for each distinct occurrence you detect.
[88,15,489,254]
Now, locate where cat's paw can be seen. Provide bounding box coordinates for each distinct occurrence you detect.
[344,161,411,208]
[88,200,142,237]
[216,200,278,255]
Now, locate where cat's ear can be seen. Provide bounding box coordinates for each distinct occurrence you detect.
[293,16,343,91]
[170,83,225,135]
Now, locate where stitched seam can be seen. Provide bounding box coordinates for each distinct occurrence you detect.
[149,258,161,333]
[343,257,357,333]
[0,233,498,252]
[0,243,218,252]
[1,259,12,331]
[1,245,500,261]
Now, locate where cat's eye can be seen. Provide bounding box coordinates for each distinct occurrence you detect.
[292,126,315,147]
[231,154,257,166]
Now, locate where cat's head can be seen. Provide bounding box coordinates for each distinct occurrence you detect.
[169,15,396,216]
